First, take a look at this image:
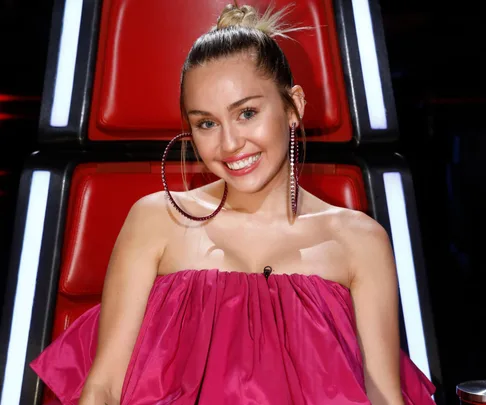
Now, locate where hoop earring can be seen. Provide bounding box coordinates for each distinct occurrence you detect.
[161,132,228,221]
[290,122,299,216]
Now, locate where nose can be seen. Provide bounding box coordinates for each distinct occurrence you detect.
[220,124,245,155]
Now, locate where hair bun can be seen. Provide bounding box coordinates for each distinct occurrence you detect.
[214,3,306,39]
[216,4,259,30]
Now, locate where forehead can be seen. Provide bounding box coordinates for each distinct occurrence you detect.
[183,54,277,107]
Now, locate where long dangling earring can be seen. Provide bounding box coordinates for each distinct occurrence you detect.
[161,132,228,221]
[289,122,299,216]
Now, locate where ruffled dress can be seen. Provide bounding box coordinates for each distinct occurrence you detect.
[31,269,435,404]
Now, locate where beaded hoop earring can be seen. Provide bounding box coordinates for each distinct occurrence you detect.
[161,132,228,221]
[289,122,299,216]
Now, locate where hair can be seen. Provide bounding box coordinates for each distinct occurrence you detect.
[179,2,307,192]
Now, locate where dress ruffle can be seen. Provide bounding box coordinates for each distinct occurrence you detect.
[31,269,435,404]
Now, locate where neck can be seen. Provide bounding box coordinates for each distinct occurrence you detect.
[223,160,293,219]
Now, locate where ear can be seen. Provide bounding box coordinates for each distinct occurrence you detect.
[287,85,306,126]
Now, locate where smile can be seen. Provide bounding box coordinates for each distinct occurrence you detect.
[224,152,261,171]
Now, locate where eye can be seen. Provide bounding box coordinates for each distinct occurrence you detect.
[240,107,257,121]
[196,120,216,130]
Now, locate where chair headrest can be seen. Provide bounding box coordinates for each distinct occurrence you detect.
[88,0,352,142]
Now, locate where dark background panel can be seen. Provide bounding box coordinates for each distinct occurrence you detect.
[380,0,486,402]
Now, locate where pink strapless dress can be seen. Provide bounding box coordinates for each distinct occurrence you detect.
[31,269,435,404]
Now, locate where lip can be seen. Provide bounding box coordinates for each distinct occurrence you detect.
[222,153,262,177]
[222,152,260,163]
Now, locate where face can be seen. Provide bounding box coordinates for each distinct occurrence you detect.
[183,53,304,194]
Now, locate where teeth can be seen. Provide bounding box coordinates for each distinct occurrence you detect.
[225,153,261,170]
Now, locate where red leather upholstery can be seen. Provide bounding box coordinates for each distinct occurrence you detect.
[50,161,367,341]
[88,0,352,142]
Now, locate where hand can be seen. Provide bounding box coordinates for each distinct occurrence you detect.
[78,383,119,405]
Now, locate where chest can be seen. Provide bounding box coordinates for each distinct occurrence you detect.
[160,213,350,284]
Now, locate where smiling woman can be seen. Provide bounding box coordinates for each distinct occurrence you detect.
[176,3,307,216]
[180,52,304,201]
[29,3,436,405]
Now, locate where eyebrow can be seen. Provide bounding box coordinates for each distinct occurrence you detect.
[187,95,263,116]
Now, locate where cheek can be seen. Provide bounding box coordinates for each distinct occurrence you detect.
[192,138,206,158]
[192,137,216,163]
[250,119,287,157]
[269,120,290,152]
[276,126,291,159]
[258,109,288,138]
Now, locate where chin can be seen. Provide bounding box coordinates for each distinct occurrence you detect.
[211,158,283,194]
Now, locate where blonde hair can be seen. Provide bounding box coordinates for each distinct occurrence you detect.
[215,3,306,39]
[179,3,307,193]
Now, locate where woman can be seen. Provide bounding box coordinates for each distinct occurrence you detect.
[31,3,436,404]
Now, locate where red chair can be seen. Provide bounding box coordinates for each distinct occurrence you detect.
[37,160,366,403]
[51,161,367,340]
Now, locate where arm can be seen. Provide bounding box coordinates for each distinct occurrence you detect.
[345,211,404,405]
[79,194,168,405]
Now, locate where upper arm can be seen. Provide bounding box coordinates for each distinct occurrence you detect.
[84,193,169,399]
[345,211,404,405]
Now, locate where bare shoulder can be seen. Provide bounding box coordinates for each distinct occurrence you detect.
[330,208,395,286]
[106,191,173,275]
[334,208,389,243]
[129,190,169,219]
[302,189,388,242]
[130,189,201,218]
[301,190,394,282]
[122,190,176,237]
[135,187,222,229]
[163,181,227,222]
